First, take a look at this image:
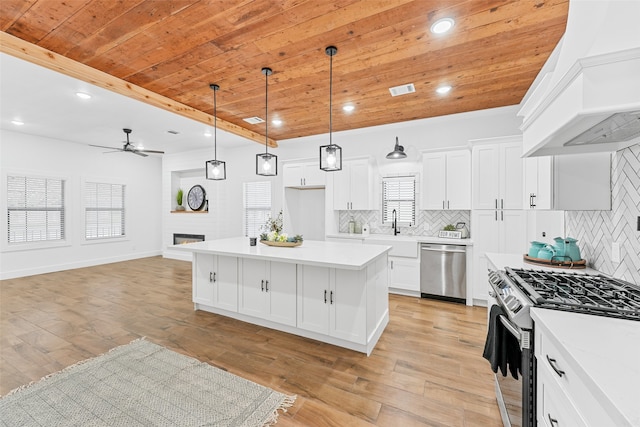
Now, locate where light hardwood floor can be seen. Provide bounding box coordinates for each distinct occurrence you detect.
[0,256,502,426]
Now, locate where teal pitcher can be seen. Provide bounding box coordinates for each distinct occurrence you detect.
[552,237,566,258]
[564,237,582,261]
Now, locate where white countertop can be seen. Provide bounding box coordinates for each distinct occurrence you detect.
[326,233,474,246]
[486,252,601,275]
[531,308,640,426]
[173,237,391,270]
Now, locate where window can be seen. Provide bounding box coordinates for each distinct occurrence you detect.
[382,176,416,224]
[84,182,125,240]
[243,181,271,237]
[7,175,65,243]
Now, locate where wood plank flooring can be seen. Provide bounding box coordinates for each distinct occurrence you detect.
[0,256,502,426]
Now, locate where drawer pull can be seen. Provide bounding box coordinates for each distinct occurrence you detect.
[548,414,559,426]
[546,355,565,377]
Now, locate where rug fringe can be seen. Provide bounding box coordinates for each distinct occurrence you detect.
[2,337,147,398]
[263,395,297,427]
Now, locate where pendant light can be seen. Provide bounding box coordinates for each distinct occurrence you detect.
[205,83,226,180]
[320,46,342,171]
[256,67,277,176]
[386,136,407,159]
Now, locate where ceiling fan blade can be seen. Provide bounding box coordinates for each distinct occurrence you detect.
[131,150,148,157]
[137,149,165,154]
[90,144,123,150]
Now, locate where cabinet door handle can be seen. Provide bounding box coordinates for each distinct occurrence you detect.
[265,280,269,292]
[330,290,334,304]
[546,355,565,377]
[547,414,559,426]
[447,200,450,209]
[531,194,536,208]
[495,210,498,221]
[209,272,213,282]
[495,199,498,209]
[324,289,327,303]
[213,272,216,283]
[442,200,445,209]
[261,279,264,291]
[390,260,394,269]
[501,211,504,221]
[501,198,504,209]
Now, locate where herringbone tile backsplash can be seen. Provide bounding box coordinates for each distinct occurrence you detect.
[339,210,471,237]
[566,144,640,284]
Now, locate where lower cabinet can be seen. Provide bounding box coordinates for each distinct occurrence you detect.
[193,253,238,311]
[388,256,420,293]
[296,265,367,344]
[239,259,297,327]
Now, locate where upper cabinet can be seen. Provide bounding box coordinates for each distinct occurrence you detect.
[333,158,375,210]
[472,137,523,210]
[283,162,325,188]
[421,149,471,210]
[523,153,611,210]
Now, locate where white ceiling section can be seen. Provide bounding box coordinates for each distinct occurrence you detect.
[0,53,254,154]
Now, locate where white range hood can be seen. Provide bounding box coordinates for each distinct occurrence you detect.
[519,0,640,157]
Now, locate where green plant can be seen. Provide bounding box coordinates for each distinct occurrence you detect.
[443,224,456,231]
[176,188,184,206]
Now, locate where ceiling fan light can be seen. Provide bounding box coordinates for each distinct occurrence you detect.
[386,137,407,159]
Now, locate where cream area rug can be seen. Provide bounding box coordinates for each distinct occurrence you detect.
[0,339,295,426]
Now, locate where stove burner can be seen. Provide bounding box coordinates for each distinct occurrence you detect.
[504,267,640,321]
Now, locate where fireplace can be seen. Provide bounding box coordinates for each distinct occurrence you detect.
[173,233,205,245]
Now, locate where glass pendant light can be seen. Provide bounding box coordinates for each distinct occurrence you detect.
[205,83,226,180]
[256,67,277,176]
[320,46,342,171]
[386,136,407,159]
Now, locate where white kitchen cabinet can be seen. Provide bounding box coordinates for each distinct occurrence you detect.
[471,209,527,303]
[296,264,367,344]
[524,153,611,210]
[421,149,471,210]
[472,139,523,210]
[283,161,325,188]
[389,256,420,293]
[193,254,238,312]
[333,158,374,210]
[239,258,297,326]
[523,156,553,209]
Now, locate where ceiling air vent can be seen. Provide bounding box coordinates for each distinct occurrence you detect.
[389,83,416,97]
[243,117,265,125]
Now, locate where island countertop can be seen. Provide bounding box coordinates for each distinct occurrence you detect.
[174,237,391,270]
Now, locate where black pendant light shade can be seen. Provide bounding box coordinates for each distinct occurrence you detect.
[257,67,277,176]
[320,46,342,171]
[205,83,226,180]
[386,136,407,159]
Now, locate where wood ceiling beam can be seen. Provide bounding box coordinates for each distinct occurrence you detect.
[0,31,277,148]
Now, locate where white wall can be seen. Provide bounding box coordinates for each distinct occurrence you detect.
[0,130,162,279]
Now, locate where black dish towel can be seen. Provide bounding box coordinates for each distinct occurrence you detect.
[483,305,521,379]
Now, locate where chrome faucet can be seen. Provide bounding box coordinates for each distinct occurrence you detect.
[392,209,400,235]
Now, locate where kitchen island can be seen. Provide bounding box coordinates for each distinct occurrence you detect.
[175,237,391,355]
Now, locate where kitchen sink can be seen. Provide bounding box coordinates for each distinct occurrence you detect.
[365,237,418,258]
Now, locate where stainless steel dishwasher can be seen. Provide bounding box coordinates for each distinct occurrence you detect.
[420,243,466,302]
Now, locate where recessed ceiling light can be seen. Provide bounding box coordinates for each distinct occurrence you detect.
[431,18,455,34]
[75,92,91,100]
[343,105,355,112]
[272,119,282,126]
[11,120,24,126]
[436,85,452,94]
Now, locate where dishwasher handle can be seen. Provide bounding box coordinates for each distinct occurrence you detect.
[421,245,466,254]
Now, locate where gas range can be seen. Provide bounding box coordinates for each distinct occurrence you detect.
[490,267,640,329]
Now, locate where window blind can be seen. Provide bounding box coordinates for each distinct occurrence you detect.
[7,175,65,243]
[382,176,415,224]
[243,181,271,237]
[85,182,125,239]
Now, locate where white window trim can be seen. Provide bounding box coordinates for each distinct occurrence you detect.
[81,177,128,244]
[381,174,416,225]
[1,170,71,253]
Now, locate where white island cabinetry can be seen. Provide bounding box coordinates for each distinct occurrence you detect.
[177,238,390,355]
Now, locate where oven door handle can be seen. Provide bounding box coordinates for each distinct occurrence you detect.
[499,315,521,343]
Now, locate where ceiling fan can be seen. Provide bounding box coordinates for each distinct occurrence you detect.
[90,128,164,157]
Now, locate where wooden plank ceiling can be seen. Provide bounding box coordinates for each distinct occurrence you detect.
[0,0,568,145]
